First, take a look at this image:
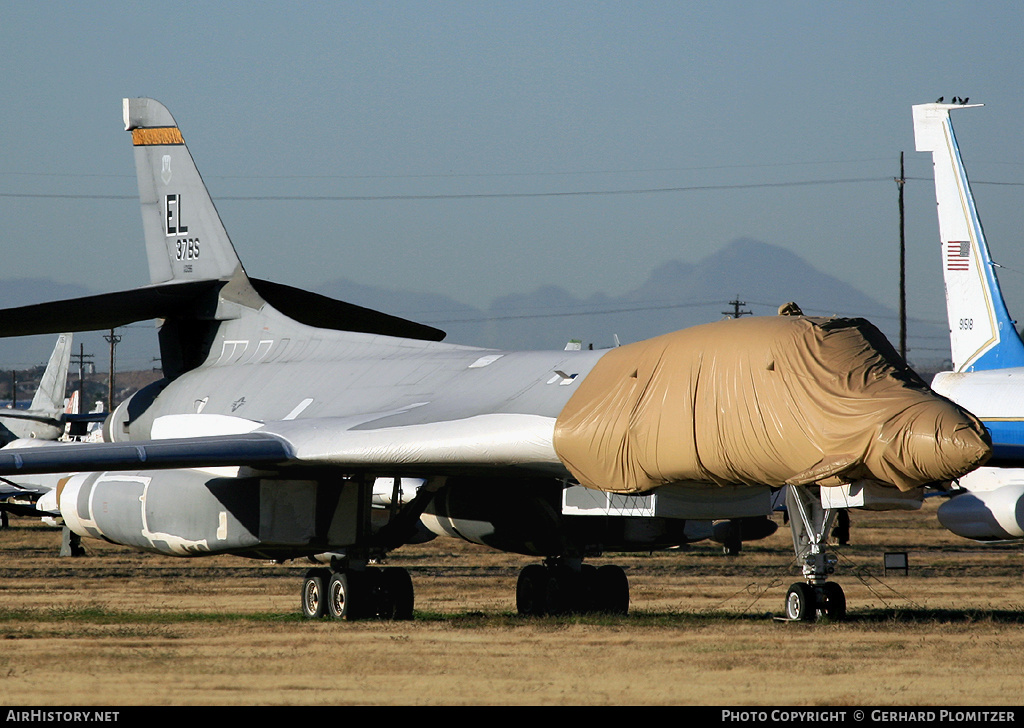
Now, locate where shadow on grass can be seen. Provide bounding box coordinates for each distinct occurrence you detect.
[3,605,1024,628]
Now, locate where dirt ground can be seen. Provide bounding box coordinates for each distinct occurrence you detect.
[0,500,1021,706]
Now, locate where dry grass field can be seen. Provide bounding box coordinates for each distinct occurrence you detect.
[0,499,1021,706]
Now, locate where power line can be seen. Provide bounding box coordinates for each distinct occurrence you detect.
[0,177,890,202]
[419,298,949,327]
[0,157,904,182]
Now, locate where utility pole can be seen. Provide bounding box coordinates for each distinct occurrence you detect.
[722,297,752,318]
[71,344,94,414]
[10,371,15,409]
[896,152,907,360]
[104,329,122,412]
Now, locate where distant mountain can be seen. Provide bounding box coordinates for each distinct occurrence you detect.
[314,279,489,345]
[0,278,93,305]
[317,239,947,370]
[0,239,951,377]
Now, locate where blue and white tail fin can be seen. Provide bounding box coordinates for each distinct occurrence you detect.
[913,101,1024,372]
[123,98,246,286]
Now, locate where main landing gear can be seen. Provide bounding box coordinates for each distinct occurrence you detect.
[301,475,444,621]
[301,566,414,621]
[784,485,847,622]
[515,558,630,617]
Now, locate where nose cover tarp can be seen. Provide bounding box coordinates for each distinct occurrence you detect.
[553,315,991,494]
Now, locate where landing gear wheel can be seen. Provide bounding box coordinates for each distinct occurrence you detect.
[594,564,629,615]
[516,564,549,616]
[517,562,630,616]
[817,581,846,622]
[327,570,369,620]
[301,568,330,619]
[577,564,598,614]
[377,567,415,620]
[326,571,351,620]
[544,563,578,616]
[785,582,817,622]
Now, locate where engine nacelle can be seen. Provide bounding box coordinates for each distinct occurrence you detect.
[420,479,778,556]
[102,379,167,442]
[421,479,566,555]
[59,469,362,557]
[937,484,1024,542]
[711,516,779,545]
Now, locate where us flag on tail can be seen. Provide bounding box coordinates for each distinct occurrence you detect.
[947,240,970,271]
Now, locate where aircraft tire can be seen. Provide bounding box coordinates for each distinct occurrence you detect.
[327,571,369,620]
[301,568,330,619]
[378,567,415,621]
[594,564,629,615]
[577,564,599,613]
[544,564,575,616]
[785,582,817,621]
[516,564,549,616]
[817,582,846,622]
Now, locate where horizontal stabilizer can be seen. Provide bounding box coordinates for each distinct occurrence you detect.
[0,278,445,342]
[0,411,63,428]
[0,281,219,338]
[250,278,445,341]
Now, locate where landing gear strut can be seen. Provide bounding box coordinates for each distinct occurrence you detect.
[515,558,629,616]
[301,565,415,621]
[784,485,847,621]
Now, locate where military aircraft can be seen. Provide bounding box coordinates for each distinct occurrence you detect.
[0,333,73,444]
[0,333,91,523]
[912,100,1024,541]
[0,98,991,622]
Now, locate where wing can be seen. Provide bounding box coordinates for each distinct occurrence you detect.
[0,432,293,476]
[0,413,562,478]
[0,469,67,517]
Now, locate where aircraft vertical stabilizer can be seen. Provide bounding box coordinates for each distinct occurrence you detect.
[914,102,1024,541]
[28,333,72,413]
[123,98,246,287]
[0,333,74,443]
[913,102,1024,372]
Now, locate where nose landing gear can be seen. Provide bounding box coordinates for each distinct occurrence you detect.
[784,486,847,622]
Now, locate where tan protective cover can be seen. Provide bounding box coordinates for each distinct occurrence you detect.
[553,315,990,494]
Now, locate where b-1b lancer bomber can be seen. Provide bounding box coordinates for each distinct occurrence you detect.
[0,99,991,622]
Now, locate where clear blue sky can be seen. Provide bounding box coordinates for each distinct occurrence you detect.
[2,1,1024,369]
